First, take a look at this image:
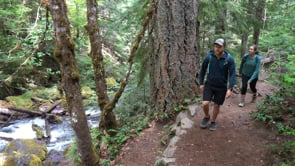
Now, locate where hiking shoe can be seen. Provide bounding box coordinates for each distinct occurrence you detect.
[209,122,217,131]
[238,102,245,107]
[200,116,210,129]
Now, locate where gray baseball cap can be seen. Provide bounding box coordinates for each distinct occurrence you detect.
[214,38,226,46]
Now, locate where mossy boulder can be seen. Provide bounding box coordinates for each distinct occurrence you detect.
[0,153,42,166]
[4,139,47,165]
[0,153,17,166]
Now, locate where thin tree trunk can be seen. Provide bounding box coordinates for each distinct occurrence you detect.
[47,1,98,165]
[253,0,266,45]
[85,0,109,109]
[149,0,199,115]
[239,0,252,56]
[215,9,226,35]
[240,33,248,57]
[84,0,117,132]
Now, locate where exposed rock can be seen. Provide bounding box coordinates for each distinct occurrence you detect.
[155,104,198,165]
[32,124,45,140]
[43,149,73,166]
[2,139,47,166]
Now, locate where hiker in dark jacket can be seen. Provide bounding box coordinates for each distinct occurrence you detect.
[199,38,236,131]
[238,45,261,107]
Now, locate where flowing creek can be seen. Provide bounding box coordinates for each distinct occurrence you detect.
[0,107,100,153]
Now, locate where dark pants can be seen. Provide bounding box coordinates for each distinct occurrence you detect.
[241,74,258,95]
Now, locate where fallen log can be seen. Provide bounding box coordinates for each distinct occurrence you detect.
[7,107,44,117]
[0,108,13,116]
[262,57,274,65]
[45,100,62,114]
[0,136,13,141]
[0,120,11,125]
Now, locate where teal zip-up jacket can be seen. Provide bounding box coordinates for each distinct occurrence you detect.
[199,50,236,89]
[239,53,261,82]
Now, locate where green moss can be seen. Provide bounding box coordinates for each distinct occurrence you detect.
[81,86,94,99]
[28,154,42,166]
[5,86,64,110]
[3,159,17,166]
[5,139,47,161]
[71,68,80,80]
[5,153,42,166]
[0,153,17,166]
[5,91,34,109]
[106,77,118,89]
[32,124,44,139]
[35,86,61,100]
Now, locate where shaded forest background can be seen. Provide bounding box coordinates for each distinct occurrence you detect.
[0,0,294,165]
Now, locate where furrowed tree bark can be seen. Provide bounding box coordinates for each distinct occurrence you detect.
[149,0,199,115]
[46,1,99,165]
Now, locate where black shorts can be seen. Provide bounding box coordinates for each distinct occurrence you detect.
[203,83,227,105]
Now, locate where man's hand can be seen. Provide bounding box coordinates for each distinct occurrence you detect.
[225,89,232,98]
[200,85,204,92]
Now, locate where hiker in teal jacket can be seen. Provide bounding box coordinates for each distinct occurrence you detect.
[199,38,236,131]
[238,45,262,107]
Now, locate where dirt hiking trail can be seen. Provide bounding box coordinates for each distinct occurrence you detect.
[115,82,281,166]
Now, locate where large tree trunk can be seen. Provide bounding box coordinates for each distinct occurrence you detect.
[149,0,199,115]
[84,0,117,131]
[47,1,98,165]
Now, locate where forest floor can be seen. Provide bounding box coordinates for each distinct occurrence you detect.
[114,81,283,166]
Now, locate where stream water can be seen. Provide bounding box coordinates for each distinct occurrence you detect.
[0,107,100,152]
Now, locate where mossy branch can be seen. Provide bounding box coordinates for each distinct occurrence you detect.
[103,0,158,113]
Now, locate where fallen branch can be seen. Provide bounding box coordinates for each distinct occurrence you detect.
[45,100,62,114]
[30,96,45,103]
[0,136,13,141]
[7,107,44,117]
[262,57,274,65]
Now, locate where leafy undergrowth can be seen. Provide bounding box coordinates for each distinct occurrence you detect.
[251,90,295,165]
[65,114,150,166]
[251,55,295,166]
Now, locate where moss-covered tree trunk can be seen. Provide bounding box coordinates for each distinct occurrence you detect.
[149,0,199,115]
[84,0,117,131]
[47,1,98,165]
